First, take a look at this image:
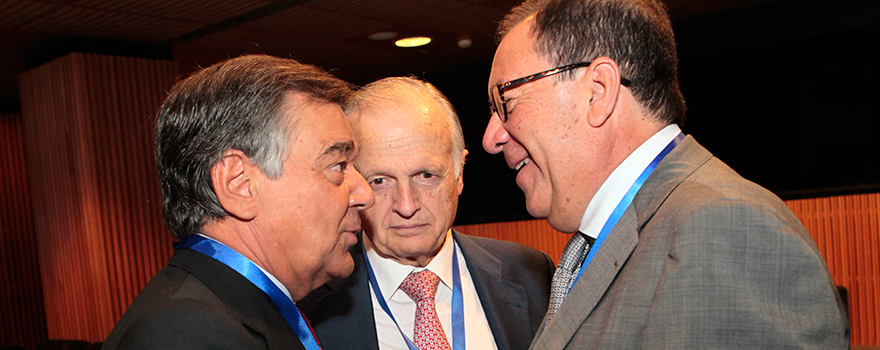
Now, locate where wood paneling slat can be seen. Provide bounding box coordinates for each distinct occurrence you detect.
[786,193,880,345]
[18,53,176,342]
[0,112,46,348]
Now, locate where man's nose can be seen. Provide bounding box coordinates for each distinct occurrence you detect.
[349,169,375,210]
[392,182,419,218]
[482,112,509,154]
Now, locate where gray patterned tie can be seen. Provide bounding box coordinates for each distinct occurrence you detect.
[547,232,594,322]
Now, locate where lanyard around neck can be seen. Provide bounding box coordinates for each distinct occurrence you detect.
[570,132,684,290]
[363,237,465,350]
[175,235,322,350]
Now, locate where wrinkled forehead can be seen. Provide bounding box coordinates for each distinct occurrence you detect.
[354,108,453,169]
[353,92,451,140]
[281,93,355,153]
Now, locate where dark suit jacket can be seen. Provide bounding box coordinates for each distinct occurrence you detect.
[300,230,555,350]
[531,136,850,349]
[103,249,306,350]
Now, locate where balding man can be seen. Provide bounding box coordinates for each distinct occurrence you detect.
[301,77,554,350]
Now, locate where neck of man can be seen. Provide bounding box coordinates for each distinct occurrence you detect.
[556,106,668,232]
[608,100,669,163]
[200,218,308,300]
[366,230,448,268]
[399,248,442,268]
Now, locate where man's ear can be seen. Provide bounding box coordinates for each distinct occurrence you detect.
[583,57,623,128]
[456,149,468,195]
[211,150,259,221]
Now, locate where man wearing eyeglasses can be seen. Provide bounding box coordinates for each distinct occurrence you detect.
[482,0,849,348]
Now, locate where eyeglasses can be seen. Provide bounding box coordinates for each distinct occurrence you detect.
[488,62,632,122]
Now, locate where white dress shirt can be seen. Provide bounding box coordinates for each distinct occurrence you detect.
[578,124,683,239]
[364,229,499,350]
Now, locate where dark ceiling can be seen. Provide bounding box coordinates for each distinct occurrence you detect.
[0,0,784,110]
[3,0,880,223]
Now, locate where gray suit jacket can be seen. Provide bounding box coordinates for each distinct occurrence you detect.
[531,136,849,349]
[103,249,306,350]
[300,230,555,350]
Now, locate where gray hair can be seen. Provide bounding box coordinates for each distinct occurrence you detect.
[155,55,351,239]
[343,76,466,176]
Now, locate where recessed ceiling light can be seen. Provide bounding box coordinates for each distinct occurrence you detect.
[368,31,398,41]
[395,37,432,48]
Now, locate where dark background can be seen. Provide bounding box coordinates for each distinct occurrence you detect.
[444,0,880,224]
[2,0,878,225]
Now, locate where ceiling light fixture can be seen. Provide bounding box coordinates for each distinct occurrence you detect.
[394,37,431,48]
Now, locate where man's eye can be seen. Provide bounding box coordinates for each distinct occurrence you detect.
[416,172,441,185]
[369,178,385,186]
[504,97,516,113]
[331,162,345,172]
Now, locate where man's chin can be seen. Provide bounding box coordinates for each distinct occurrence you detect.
[526,198,580,233]
[544,209,581,233]
[525,195,550,219]
[327,254,355,280]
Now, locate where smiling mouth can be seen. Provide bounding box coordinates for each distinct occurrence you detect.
[515,157,531,171]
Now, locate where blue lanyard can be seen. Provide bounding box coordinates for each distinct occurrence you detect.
[363,237,465,350]
[570,132,684,290]
[175,235,322,350]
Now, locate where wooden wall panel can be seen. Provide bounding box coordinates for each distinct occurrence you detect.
[7,52,876,344]
[18,53,177,342]
[454,218,569,264]
[787,193,880,346]
[456,192,880,345]
[0,113,46,348]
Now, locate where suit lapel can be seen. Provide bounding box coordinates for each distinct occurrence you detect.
[531,136,711,350]
[171,249,307,350]
[632,136,711,221]
[302,240,379,350]
[532,209,640,350]
[454,231,531,350]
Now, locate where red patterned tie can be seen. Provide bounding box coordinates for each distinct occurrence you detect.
[399,270,452,350]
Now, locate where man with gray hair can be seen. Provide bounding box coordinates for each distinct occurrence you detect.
[301,76,554,350]
[483,0,849,348]
[104,55,375,349]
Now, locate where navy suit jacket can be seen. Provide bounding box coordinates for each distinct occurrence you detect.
[103,248,306,350]
[300,230,555,350]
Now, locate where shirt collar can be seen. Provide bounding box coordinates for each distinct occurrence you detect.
[364,229,454,301]
[578,124,682,238]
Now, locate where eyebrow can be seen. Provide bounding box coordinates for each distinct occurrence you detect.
[320,140,355,158]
